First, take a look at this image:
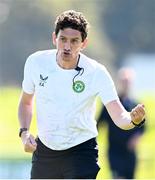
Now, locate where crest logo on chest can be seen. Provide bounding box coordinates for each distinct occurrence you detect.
[73,80,85,93]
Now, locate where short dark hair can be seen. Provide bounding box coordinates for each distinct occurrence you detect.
[54,10,89,42]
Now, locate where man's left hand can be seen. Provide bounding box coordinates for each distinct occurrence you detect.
[130,104,145,125]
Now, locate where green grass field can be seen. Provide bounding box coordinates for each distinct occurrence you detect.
[0,87,155,178]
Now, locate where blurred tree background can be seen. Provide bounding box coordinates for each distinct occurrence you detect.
[0,0,155,178]
[0,0,154,86]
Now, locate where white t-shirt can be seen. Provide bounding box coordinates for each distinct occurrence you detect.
[22,49,119,150]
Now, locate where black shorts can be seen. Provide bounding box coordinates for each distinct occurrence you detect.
[31,138,100,179]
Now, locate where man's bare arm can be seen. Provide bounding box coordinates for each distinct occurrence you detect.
[18,91,37,153]
[105,99,145,130]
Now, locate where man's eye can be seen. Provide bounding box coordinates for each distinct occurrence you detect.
[60,37,66,42]
[72,39,79,43]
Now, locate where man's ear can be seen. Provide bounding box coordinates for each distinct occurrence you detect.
[52,32,57,46]
[81,38,88,51]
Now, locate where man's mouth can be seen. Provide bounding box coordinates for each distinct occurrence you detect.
[63,51,71,55]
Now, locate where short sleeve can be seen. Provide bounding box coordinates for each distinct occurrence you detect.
[22,56,35,94]
[96,65,119,105]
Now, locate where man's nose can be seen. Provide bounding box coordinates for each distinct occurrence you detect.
[64,41,71,51]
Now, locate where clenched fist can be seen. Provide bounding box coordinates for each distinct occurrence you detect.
[130,104,145,127]
[21,131,37,153]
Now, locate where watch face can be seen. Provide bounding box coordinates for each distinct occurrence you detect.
[73,80,85,93]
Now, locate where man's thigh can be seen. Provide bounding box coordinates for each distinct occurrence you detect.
[62,138,100,179]
[62,152,100,179]
[31,160,63,179]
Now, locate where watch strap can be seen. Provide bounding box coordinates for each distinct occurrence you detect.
[19,128,28,137]
[131,119,145,128]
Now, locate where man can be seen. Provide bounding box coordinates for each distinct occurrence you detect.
[97,67,145,179]
[18,10,145,179]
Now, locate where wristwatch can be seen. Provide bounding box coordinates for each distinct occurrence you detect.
[19,128,28,137]
[131,119,145,128]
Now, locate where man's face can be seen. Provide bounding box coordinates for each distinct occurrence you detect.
[53,28,87,61]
